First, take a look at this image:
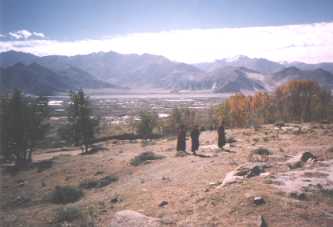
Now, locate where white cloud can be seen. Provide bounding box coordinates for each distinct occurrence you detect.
[1,22,333,63]
[32,32,45,38]
[8,30,46,40]
[9,30,32,39]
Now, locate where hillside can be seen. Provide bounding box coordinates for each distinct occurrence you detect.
[2,123,333,226]
[0,63,116,95]
[273,67,333,89]
[206,66,271,93]
[196,55,285,74]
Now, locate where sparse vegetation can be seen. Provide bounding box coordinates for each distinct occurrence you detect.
[162,107,197,135]
[49,186,83,204]
[79,175,118,189]
[35,159,53,172]
[274,121,285,128]
[252,147,271,156]
[321,188,333,199]
[136,111,158,139]
[130,151,165,166]
[248,147,271,162]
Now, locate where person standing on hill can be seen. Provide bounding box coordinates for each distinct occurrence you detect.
[191,126,200,155]
[217,121,226,149]
[176,125,186,152]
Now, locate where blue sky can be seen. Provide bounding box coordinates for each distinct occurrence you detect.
[2,0,333,39]
[1,0,333,63]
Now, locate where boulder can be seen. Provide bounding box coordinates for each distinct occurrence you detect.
[110,210,162,227]
[287,152,316,169]
[221,163,268,187]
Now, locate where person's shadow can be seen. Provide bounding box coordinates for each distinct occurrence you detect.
[194,153,211,158]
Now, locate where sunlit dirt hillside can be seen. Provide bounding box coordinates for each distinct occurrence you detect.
[1,123,333,227]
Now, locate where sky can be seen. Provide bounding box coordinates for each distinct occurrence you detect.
[1,0,333,63]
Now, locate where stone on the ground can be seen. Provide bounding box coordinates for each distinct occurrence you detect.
[198,144,220,153]
[223,143,231,149]
[221,163,268,186]
[110,210,161,227]
[287,152,316,169]
[110,194,122,203]
[254,196,265,205]
[159,201,168,207]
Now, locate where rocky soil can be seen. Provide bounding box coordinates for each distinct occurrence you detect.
[1,123,333,226]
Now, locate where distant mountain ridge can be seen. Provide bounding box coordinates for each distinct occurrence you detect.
[195,55,285,74]
[1,50,333,94]
[0,62,117,95]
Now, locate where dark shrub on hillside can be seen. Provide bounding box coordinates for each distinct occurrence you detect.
[79,175,118,189]
[130,151,165,166]
[252,147,271,155]
[49,186,83,204]
[274,121,285,128]
[35,160,53,172]
[248,147,271,162]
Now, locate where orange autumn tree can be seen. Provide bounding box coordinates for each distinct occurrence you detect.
[215,80,332,128]
[274,80,331,122]
[249,92,275,125]
[222,93,251,128]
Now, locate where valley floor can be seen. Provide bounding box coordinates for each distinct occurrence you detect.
[1,123,333,226]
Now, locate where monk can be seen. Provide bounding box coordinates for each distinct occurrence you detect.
[217,121,226,149]
[191,126,200,155]
[176,125,186,152]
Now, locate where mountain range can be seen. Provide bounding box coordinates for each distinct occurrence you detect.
[1,50,333,95]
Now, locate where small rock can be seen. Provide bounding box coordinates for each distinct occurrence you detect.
[111,194,122,204]
[257,215,268,227]
[223,143,231,149]
[254,196,265,205]
[161,176,171,182]
[287,152,316,169]
[209,181,222,186]
[159,201,168,207]
[289,192,306,200]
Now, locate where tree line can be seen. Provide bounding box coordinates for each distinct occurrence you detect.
[1,80,332,167]
[215,80,333,128]
[0,89,98,167]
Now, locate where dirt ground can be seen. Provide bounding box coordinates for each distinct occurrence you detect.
[1,123,333,227]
